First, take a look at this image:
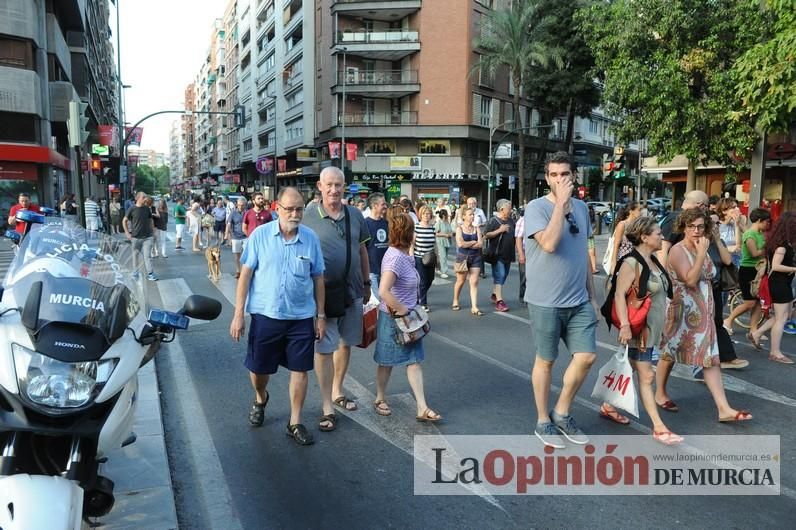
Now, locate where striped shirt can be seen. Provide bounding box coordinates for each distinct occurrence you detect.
[413,224,436,258]
[84,200,99,221]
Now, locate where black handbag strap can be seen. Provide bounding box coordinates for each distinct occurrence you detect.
[343,205,351,281]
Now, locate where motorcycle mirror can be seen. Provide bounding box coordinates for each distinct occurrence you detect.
[16,210,45,224]
[40,206,58,216]
[4,230,21,243]
[179,295,222,321]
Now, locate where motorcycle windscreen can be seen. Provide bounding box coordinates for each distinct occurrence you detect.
[20,274,134,362]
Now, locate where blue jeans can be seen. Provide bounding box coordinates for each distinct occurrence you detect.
[369,272,381,301]
[492,259,510,285]
[414,257,434,305]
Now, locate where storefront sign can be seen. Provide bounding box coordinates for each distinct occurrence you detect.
[390,156,421,170]
[412,170,488,181]
[296,148,319,161]
[418,140,450,155]
[0,162,37,181]
[256,156,273,174]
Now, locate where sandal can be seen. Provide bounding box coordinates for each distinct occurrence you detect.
[746,331,762,351]
[769,354,794,365]
[248,391,269,427]
[333,395,358,411]
[416,409,442,423]
[318,413,337,431]
[722,322,734,336]
[373,399,392,416]
[451,304,461,311]
[599,404,630,425]
[719,410,753,423]
[286,423,314,445]
[656,399,679,413]
[471,309,484,317]
[653,431,684,446]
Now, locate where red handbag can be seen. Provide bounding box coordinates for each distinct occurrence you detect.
[610,263,652,337]
[357,305,378,348]
[758,274,772,318]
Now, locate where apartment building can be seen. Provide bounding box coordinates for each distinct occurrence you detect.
[222,0,241,190]
[128,148,165,168]
[194,18,225,179]
[230,0,316,198]
[315,0,565,205]
[168,119,184,183]
[0,0,118,217]
[182,83,196,179]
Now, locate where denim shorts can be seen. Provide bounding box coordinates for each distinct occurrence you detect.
[246,315,315,374]
[527,301,597,361]
[373,310,425,366]
[491,260,509,285]
[456,252,482,270]
[628,346,654,362]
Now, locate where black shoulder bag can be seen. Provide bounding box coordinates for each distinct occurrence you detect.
[324,206,353,318]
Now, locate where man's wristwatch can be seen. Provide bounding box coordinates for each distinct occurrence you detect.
[317,313,326,320]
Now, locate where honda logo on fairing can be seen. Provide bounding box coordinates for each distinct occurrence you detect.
[48,293,105,312]
[54,341,86,349]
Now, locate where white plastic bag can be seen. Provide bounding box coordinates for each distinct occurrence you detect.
[601,235,615,275]
[591,345,639,418]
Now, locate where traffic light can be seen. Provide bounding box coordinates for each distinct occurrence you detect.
[613,146,626,179]
[68,100,90,147]
[90,156,101,172]
[234,104,246,128]
[495,173,503,187]
[602,153,614,179]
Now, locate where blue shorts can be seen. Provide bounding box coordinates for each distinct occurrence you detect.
[246,315,315,374]
[491,260,510,285]
[628,346,654,362]
[527,301,597,361]
[456,252,482,270]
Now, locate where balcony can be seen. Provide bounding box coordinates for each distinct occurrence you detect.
[46,14,72,75]
[0,66,41,115]
[49,81,75,122]
[338,111,417,126]
[332,0,421,20]
[333,69,419,97]
[336,30,420,60]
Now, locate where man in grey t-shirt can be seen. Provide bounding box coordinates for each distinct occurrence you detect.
[524,151,599,449]
[225,197,248,279]
[302,167,371,431]
[123,191,157,281]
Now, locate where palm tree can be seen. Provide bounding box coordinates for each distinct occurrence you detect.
[471,1,563,203]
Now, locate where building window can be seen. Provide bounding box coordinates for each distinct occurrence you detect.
[0,37,35,70]
[285,89,303,109]
[284,118,303,141]
[589,119,598,134]
[243,139,252,152]
[264,53,275,72]
[480,96,492,127]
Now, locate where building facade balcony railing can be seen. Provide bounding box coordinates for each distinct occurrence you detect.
[338,29,418,44]
[338,111,417,126]
[337,69,417,85]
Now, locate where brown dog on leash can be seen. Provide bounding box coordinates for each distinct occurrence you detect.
[205,246,221,281]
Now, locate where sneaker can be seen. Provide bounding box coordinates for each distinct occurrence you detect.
[175,246,185,250]
[440,273,449,279]
[784,321,796,335]
[534,422,566,449]
[495,300,509,312]
[551,412,589,445]
[146,272,158,281]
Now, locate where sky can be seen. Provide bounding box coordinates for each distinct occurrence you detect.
[112,0,229,156]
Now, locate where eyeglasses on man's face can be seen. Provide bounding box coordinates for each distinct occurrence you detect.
[279,203,304,214]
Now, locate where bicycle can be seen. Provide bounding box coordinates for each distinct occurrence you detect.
[726,288,765,330]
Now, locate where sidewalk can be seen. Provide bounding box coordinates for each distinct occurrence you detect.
[0,239,177,529]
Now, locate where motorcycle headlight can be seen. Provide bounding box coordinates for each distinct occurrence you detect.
[12,343,116,414]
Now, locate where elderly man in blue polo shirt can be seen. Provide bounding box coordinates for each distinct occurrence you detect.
[230,186,325,446]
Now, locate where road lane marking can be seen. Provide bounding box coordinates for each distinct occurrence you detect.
[494,311,796,409]
[156,278,210,326]
[159,336,244,530]
[339,377,505,512]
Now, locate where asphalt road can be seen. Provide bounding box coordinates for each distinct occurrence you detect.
[149,225,796,529]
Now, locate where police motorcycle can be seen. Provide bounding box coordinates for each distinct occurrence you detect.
[0,211,221,529]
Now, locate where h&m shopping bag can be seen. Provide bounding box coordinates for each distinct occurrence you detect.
[591,345,639,418]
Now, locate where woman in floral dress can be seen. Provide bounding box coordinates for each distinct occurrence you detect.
[659,208,752,423]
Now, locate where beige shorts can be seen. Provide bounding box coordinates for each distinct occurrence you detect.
[231,238,244,254]
[315,297,364,354]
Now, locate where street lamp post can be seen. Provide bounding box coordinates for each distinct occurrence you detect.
[335,46,348,176]
[484,118,514,218]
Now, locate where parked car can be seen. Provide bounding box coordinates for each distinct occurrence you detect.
[586,201,613,215]
[645,198,672,212]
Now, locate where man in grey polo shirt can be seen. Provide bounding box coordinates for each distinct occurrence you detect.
[524,151,599,449]
[303,166,371,432]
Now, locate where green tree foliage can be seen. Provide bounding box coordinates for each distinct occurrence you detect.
[578,0,763,190]
[731,0,796,132]
[471,0,563,202]
[525,0,601,150]
[133,165,170,195]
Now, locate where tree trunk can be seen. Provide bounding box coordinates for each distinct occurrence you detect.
[514,81,524,206]
[686,158,696,192]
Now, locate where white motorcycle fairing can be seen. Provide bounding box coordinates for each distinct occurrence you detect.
[0,474,84,530]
